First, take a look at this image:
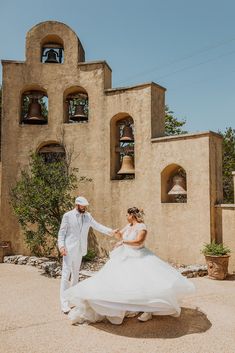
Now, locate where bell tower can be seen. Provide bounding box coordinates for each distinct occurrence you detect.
[0,21,87,253]
[26,21,85,65]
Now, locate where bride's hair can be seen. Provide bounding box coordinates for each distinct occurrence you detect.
[127,207,145,223]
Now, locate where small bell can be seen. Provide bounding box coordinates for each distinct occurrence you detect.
[45,49,59,63]
[117,155,135,174]
[120,125,134,142]
[70,104,88,122]
[23,99,47,124]
[168,174,187,195]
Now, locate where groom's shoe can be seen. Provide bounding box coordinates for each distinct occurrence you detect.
[138,312,152,322]
[61,306,71,314]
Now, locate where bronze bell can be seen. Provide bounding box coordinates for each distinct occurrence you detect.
[117,155,135,174]
[120,125,134,141]
[71,104,88,122]
[24,99,47,124]
[45,49,59,63]
[168,174,187,195]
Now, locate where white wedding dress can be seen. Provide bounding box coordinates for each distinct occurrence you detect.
[64,223,195,325]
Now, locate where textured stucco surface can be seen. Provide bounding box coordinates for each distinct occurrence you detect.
[220,206,235,272]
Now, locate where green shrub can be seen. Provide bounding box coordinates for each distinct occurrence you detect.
[83,249,96,262]
[11,153,91,257]
[201,241,231,256]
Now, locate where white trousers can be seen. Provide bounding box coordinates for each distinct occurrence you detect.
[60,252,83,311]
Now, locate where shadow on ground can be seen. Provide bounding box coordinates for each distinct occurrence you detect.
[92,307,211,339]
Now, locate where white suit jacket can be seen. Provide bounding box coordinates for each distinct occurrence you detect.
[57,209,112,256]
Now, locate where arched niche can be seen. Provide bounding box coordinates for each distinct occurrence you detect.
[41,34,64,64]
[20,88,48,125]
[64,86,89,124]
[37,142,65,163]
[26,21,85,65]
[110,113,135,180]
[161,164,187,203]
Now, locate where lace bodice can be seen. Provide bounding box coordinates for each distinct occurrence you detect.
[122,223,147,241]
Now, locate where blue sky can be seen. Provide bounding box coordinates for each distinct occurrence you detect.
[1,0,235,132]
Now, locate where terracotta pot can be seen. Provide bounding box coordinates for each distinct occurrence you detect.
[0,241,12,263]
[205,255,230,280]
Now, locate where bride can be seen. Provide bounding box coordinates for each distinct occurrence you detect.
[64,207,195,325]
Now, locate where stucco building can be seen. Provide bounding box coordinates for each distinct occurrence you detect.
[0,21,234,269]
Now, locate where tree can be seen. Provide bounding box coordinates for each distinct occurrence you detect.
[0,85,2,118]
[165,105,187,135]
[10,153,91,257]
[220,127,235,203]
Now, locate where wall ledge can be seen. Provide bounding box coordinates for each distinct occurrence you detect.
[215,204,235,209]
[105,81,166,94]
[151,131,222,143]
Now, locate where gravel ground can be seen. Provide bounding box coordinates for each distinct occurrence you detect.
[0,263,235,353]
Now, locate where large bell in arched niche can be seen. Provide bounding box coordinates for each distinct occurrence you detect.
[117,117,135,178]
[161,164,187,203]
[44,49,59,63]
[120,124,134,142]
[168,174,187,195]
[117,155,135,175]
[66,92,88,123]
[21,91,47,125]
[41,41,64,64]
[71,104,87,122]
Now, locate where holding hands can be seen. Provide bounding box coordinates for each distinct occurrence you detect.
[112,229,122,239]
[112,229,125,248]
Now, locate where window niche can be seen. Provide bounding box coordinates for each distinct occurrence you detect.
[64,89,88,124]
[161,164,187,203]
[21,90,48,125]
[111,114,135,180]
[38,143,65,163]
[41,35,64,64]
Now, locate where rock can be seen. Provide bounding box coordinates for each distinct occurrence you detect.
[40,257,50,262]
[3,254,208,279]
[40,261,59,277]
[18,256,29,265]
[27,257,39,266]
[4,255,18,263]
[186,273,194,278]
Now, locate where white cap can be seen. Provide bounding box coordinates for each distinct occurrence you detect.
[75,196,89,206]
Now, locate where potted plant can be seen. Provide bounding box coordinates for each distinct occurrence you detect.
[201,241,231,280]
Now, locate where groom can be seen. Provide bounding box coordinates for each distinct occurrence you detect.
[58,196,114,313]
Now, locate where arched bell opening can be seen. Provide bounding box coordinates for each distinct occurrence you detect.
[20,90,48,125]
[41,35,64,64]
[161,164,187,203]
[64,87,88,124]
[110,113,135,180]
[37,142,66,163]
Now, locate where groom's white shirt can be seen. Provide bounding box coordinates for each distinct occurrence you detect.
[58,208,112,256]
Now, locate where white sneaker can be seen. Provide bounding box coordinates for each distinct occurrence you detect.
[138,312,152,322]
[125,311,139,318]
[71,316,86,325]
